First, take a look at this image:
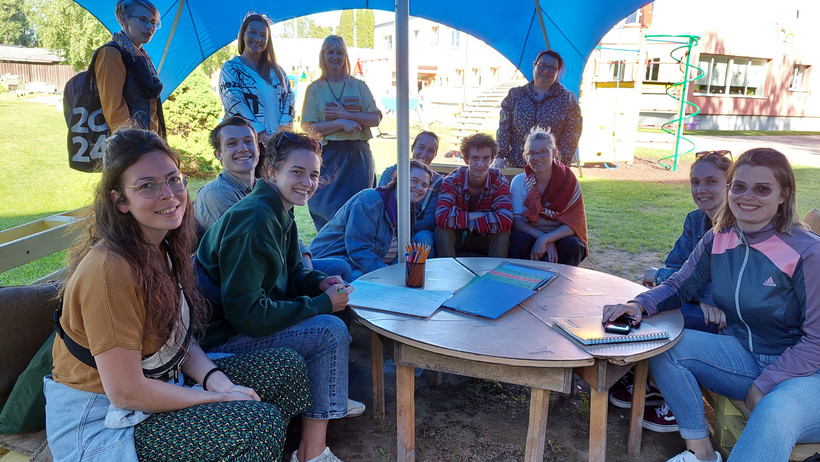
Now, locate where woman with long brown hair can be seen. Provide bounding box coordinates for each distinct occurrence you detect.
[220,12,294,144]
[46,127,309,461]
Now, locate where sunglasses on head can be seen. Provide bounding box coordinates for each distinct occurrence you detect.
[273,132,322,153]
[696,150,733,161]
[728,181,775,198]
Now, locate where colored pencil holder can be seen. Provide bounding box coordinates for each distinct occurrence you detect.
[405,261,425,288]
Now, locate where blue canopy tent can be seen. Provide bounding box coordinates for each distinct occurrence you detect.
[75,0,648,259]
[75,0,647,99]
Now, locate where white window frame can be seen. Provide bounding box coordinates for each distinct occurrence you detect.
[694,54,767,97]
[790,64,810,92]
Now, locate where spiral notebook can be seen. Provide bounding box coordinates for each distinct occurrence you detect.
[550,316,670,345]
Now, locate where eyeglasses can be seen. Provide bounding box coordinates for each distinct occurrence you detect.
[535,62,558,73]
[728,181,775,198]
[527,149,554,159]
[130,15,160,29]
[123,174,188,198]
[696,150,732,161]
[273,131,322,153]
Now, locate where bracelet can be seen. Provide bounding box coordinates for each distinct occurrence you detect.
[202,367,223,392]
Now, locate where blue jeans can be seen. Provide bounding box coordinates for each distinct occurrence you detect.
[648,329,820,461]
[208,314,349,420]
[312,257,353,283]
[508,230,585,266]
[45,378,138,462]
[680,302,719,334]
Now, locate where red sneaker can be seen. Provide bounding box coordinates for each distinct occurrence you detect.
[642,402,679,432]
[609,375,665,409]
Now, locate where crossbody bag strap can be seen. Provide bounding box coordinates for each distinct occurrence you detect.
[53,299,97,369]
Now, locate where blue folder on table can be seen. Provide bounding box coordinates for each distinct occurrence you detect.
[440,277,535,319]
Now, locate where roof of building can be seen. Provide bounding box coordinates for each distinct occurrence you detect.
[0,45,64,64]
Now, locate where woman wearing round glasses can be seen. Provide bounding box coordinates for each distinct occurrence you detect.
[96,0,166,136]
[219,13,294,146]
[495,50,582,168]
[309,160,434,280]
[604,148,820,462]
[508,126,587,266]
[46,128,310,461]
[197,131,357,462]
[301,35,383,231]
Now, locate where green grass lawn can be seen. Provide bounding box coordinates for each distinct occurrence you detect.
[2,94,819,285]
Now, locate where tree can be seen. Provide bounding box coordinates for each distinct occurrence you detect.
[27,0,110,70]
[337,10,354,47]
[310,23,333,40]
[0,0,35,46]
[355,9,374,49]
[199,42,234,77]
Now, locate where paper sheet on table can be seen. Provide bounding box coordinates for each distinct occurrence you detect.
[348,280,453,318]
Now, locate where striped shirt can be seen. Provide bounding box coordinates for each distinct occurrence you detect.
[435,166,513,234]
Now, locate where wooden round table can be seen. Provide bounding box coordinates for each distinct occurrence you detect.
[350,257,683,462]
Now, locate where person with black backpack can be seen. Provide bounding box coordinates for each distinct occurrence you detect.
[65,0,166,172]
[97,0,166,136]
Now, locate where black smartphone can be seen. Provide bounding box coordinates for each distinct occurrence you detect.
[604,315,632,335]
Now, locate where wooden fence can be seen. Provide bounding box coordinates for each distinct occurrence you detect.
[0,62,78,93]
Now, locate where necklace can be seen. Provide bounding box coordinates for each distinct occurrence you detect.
[325,78,346,102]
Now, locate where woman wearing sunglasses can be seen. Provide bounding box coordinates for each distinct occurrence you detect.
[197,131,357,462]
[495,50,582,168]
[96,0,166,136]
[612,150,733,433]
[604,148,820,462]
[46,128,309,461]
[219,13,294,146]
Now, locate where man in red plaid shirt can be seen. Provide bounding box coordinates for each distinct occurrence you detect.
[434,133,513,257]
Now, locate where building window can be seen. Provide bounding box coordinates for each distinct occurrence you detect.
[790,64,810,91]
[611,60,626,82]
[694,54,767,96]
[645,57,660,81]
[384,34,393,51]
[431,26,439,44]
[624,8,643,25]
[455,69,463,86]
[451,30,461,48]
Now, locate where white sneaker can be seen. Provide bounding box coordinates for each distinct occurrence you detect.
[291,446,344,462]
[666,449,723,462]
[345,398,365,418]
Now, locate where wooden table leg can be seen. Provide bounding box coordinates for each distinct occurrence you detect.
[370,331,385,420]
[524,388,550,462]
[627,360,648,456]
[589,382,609,462]
[396,364,416,462]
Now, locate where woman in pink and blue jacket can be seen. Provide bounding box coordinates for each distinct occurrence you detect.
[604,148,820,462]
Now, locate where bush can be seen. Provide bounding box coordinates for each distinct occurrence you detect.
[163,71,222,178]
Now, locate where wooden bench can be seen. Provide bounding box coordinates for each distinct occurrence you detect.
[0,208,90,461]
[703,389,820,461]
[703,208,820,461]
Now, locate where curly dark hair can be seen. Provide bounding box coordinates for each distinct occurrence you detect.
[62,127,206,344]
